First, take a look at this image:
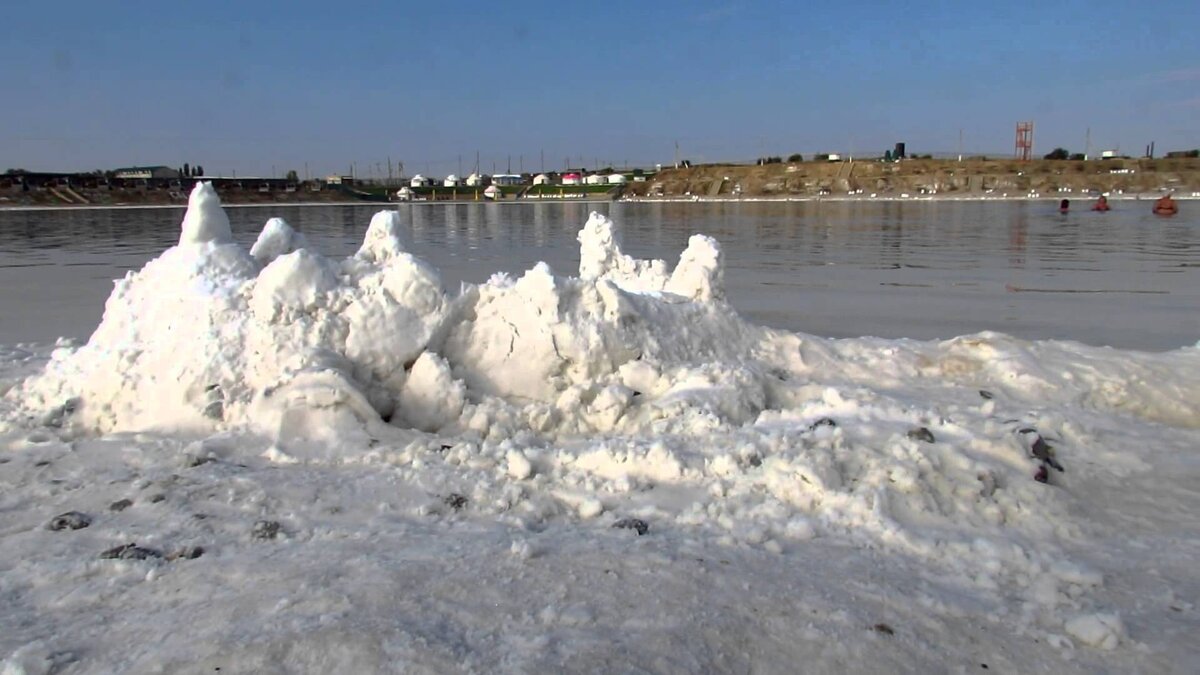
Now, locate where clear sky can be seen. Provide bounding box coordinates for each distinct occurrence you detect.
[2,0,1196,178]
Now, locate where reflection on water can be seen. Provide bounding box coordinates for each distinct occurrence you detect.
[1,200,1197,350]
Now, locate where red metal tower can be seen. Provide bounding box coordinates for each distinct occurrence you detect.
[1015,122,1034,161]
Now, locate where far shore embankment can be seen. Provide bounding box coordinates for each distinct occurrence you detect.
[3,157,1197,210]
[623,157,1200,201]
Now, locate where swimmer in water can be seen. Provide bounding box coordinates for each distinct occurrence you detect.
[1059,199,1070,213]
[1152,193,1178,216]
[1092,195,1110,212]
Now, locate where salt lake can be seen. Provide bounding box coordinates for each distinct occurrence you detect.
[1,199,1196,350]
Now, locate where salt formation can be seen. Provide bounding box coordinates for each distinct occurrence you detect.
[576,211,724,301]
[17,184,756,444]
[248,217,307,264]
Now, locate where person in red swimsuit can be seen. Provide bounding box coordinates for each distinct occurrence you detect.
[1092,195,1110,212]
[1153,193,1178,216]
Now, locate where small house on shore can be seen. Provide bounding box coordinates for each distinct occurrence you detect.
[410,174,431,188]
[395,187,414,201]
[444,174,460,188]
[113,166,180,180]
[562,173,582,186]
[607,173,628,185]
[491,174,523,186]
[585,174,607,185]
[465,173,484,187]
[533,173,551,186]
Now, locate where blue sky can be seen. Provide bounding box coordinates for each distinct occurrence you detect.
[1,0,1196,177]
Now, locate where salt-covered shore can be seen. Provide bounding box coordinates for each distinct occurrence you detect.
[1,183,1198,673]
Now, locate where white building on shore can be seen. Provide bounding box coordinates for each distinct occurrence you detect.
[410,174,431,187]
[443,174,460,188]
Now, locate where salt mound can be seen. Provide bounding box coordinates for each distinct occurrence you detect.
[249,217,307,264]
[179,181,232,245]
[14,184,756,444]
[577,212,723,301]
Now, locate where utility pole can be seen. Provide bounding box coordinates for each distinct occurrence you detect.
[958,129,963,162]
[1085,127,1091,160]
[674,141,679,169]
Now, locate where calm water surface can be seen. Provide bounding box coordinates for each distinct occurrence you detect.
[1,200,1197,350]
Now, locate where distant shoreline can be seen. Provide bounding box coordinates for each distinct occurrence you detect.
[1,192,1194,213]
[4,187,1195,211]
[621,192,1198,204]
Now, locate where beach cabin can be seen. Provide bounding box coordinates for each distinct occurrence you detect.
[607,173,628,185]
[562,173,582,186]
[483,185,502,200]
[113,166,180,180]
[491,174,523,186]
[585,174,607,186]
[465,173,484,187]
[395,187,414,201]
[533,173,551,186]
[444,174,460,188]
[410,174,431,188]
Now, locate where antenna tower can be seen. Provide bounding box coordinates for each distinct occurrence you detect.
[1015,121,1034,161]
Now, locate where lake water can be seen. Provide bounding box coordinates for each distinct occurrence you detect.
[1,200,1196,351]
